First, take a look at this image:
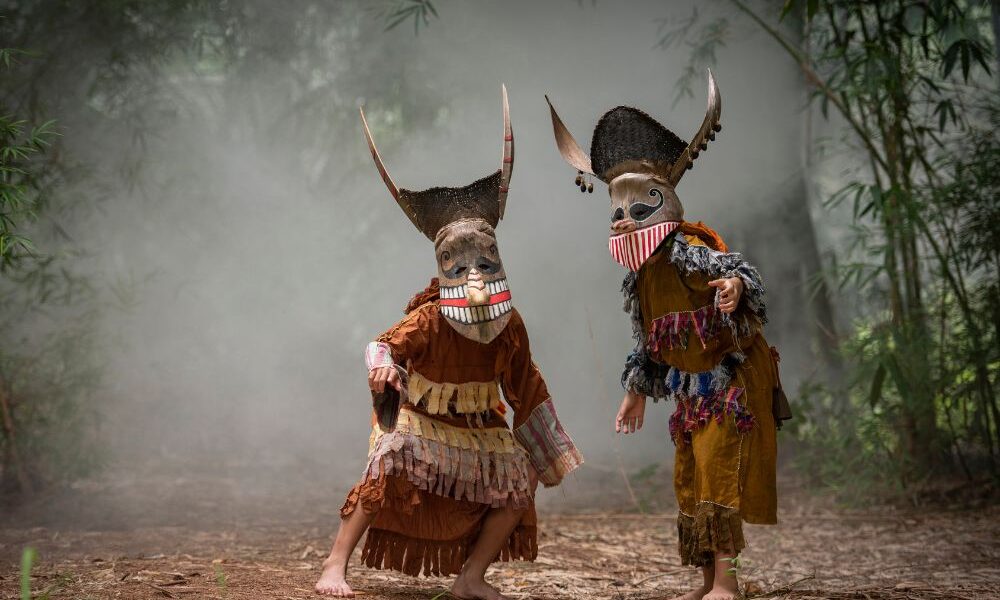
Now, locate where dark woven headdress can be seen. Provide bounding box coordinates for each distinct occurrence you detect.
[547,69,722,188]
[360,86,514,241]
[397,171,503,239]
[590,107,687,183]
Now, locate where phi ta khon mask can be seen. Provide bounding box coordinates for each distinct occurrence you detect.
[360,86,516,343]
[546,70,723,272]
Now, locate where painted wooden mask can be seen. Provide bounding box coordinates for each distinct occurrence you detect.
[434,218,512,343]
[360,86,515,343]
[546,70,722,271]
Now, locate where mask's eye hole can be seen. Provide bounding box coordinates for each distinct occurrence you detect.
[611,207,625,222]
[475,257,501,274]
[446,264,467,278]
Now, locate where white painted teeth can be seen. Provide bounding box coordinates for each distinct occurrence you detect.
[441,301,513,324]
[440,279,512,325]
[441,285,466,299]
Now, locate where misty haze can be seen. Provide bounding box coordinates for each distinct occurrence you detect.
[2,1,998,599]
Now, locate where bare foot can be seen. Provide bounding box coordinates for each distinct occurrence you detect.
[702,587,739,600]
[314,559,353,597]
[451,573,509,600]
[667,585,711,600]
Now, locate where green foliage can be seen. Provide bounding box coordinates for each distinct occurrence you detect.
[656,8,730,105]
[721,552,749,577]
[380,0,438,35]
[1,0,442,496]
[20,547,35,600]
[666,0,1000,495]
[0,51,59,271]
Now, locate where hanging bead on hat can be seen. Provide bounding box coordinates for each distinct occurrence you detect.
[573,170,594,193]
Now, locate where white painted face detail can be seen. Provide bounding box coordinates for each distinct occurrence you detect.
[439,277,513,325]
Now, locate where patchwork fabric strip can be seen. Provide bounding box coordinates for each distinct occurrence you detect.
[647,303,721,353]
[513,399,584,487]
[365,408,532,508]
[407,371,502,415]
[669,387,755,445]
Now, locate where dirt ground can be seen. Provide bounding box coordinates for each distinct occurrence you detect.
[1,471,998,600]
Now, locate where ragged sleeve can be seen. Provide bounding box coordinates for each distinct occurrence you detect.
[620,272,670,400]
[670,235,767,333]
[502,310,583,487]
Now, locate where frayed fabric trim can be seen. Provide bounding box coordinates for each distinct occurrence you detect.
[619,236,765,399]
[407,371,501,416]
[360,525,537,577]
[668,234,767,336]
[364,417,533,508]
[668,387,755,445]
[648,304,722,353]
[677,505,746,567]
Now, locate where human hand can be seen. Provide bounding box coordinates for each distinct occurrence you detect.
[368,366,402,393]
[615,391,646,434]
[708,276,744,314]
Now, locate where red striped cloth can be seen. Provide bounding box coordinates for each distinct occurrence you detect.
[609,221,679,271]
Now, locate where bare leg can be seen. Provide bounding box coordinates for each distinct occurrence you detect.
[315,508,375,597]
[703,552,739,600]
[450,503,524,600]
[668,563,714,600]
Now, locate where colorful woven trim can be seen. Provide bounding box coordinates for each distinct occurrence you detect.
[513,399,584,487]
[407,371,502,415]
[647,303,721,353]
[365,410,531,507]
[669,387,755,445]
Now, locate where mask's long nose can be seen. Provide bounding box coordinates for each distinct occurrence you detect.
[465,268,490,306]
[611,218,637,234]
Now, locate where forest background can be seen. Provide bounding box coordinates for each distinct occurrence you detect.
[1,0,998,520]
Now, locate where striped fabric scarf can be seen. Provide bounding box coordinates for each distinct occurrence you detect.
[608,221,679,272]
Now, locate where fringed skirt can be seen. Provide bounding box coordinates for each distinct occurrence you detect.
[340,408,537,577]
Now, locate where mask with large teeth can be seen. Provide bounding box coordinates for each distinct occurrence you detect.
[434,218,512,343]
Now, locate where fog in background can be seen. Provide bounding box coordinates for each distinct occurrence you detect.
[9,0,849,523]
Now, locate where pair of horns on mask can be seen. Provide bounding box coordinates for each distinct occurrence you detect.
[360,69,720,219]
[548,69,722,187]
[360,85,513,238]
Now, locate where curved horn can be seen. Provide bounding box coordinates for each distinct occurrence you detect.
[668,68,722,186]
[360,106,424,231]
[498,84,514,220]
[545,95,594,175]
[359,106,400,201]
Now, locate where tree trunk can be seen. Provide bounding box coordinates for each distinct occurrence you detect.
[991,0,1000,80]
[0,376,33,495]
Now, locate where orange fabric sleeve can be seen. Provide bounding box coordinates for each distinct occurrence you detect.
[375,303,434,366]
[500,311,551,429]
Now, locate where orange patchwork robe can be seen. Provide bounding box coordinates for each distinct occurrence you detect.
[621,223,784,567]
[341,281,582,576]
